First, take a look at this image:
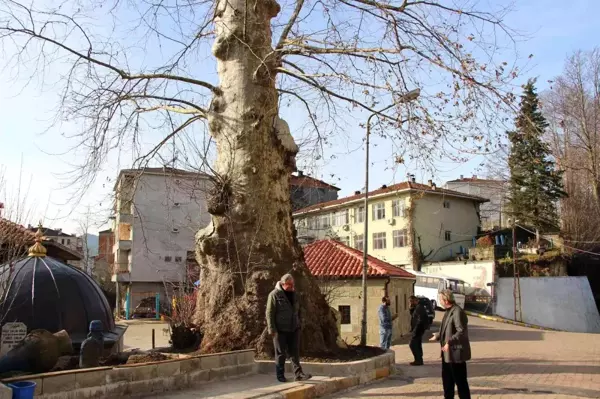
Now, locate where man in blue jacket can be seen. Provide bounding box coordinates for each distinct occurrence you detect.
[378,296,397,349]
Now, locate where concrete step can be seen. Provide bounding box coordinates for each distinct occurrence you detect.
[144,374,366,399]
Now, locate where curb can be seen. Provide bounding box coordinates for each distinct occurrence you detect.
[272,366,393,399]
[464,311,558,331]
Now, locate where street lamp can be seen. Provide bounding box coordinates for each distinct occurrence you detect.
[360,88,420,346]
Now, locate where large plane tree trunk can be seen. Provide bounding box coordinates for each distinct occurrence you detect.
[194,0,338,355]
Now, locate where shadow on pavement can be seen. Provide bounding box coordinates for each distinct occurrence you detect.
[468,325,545,341]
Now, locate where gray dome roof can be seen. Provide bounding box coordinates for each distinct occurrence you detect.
[0,255,115,341]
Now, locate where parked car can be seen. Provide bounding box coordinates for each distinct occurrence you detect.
[132,297,170,319]
[417,296,435,328]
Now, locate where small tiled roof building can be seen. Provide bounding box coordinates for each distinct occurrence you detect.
[304,239,415,347]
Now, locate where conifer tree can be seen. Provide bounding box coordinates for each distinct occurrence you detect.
[508,80,566,233]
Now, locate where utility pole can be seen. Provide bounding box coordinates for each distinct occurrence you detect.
[512,221,522,322]
[360,89,420,346]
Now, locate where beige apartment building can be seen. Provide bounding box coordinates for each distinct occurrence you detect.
[294,180,487,267]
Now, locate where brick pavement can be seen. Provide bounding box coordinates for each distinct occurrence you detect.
[329,312,600,399]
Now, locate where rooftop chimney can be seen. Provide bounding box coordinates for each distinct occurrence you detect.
[411,176,416,183]
[381,184,387,189]
[297,170,304,177]
[354,190,361,195]
[460,174,464,179]
[427,179,433,187]
[472,174,477,179]
[432,183,437,190]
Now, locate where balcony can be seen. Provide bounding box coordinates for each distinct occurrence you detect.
[116,212,134,225]
[113,222,132,252]
[113,239,132,252]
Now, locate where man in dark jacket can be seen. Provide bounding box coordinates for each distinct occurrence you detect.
[266,274,312,383]
[409,295,428,366]
[436,289,471,399]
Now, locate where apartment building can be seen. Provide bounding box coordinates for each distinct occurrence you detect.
[444,175,508,231]
[290,171,340,211]
[111,167,211,310]
[27,225,84,268]
[293,180,487,267]
[27,226,83,252]
[93,229,115,290]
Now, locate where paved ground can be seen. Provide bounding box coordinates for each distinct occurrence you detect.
[122,321,171,350]
[329,312,600,399]
[154,374,335,398]
[137,313,600,398]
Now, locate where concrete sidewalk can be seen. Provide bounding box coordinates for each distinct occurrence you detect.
[150,374,347,398]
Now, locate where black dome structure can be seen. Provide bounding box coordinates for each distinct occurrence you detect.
[0,228,122,349]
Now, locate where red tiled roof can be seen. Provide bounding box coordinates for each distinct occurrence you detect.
[293,181,488,215]
[290,174,340,191]
[0,217,36,247]
[0,217,83,261]
[304,240,415,279]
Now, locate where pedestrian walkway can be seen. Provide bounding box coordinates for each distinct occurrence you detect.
[153,374,334,398]
[330,312,600,399]
[155,312,600,399]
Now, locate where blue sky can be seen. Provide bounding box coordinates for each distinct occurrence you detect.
[0,0,597,234]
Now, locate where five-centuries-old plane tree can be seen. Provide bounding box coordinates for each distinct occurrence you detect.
[0,0,519,354]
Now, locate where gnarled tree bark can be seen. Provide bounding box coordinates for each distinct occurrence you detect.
[194,0,338,355]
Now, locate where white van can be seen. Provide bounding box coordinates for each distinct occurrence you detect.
[411,271,466,309]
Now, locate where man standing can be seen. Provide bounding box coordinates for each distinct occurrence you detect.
[409,295,428,366]
[378,296,397,350]
[435,289,472,399]
[266,274,312,383]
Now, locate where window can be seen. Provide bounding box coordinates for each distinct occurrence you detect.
[354,234,364,251]
[61,239,65,244]
[392,229,408,248]
[394,295,399,313]
[373,232,387,249]
[175,256,183,263]
[392,199,407,217]
[444,230,452,241]
[164,256,173,262]
[317,214,331,229]
[443,200,451,209]
[417,277,439,288]
[67,239,71,245]
[338,305,351,324]
[404,293,407,310]
[372,203,385,220]
[355,206,365,223]
[332,210,349,226]
[339,236,350,246]
[306,217,317,230]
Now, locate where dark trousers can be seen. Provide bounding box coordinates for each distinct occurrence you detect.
[274,330,303,377]
[442,359,471,399]
[409,332,423,362]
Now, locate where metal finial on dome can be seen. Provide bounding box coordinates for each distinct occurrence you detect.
[28,223,47,257]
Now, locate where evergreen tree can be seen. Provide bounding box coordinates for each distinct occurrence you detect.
[508,79,566,232]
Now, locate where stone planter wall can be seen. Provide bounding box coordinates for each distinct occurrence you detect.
[1,349,255,399]
[255,351,395,377]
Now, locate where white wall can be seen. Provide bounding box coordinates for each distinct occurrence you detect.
[421,261,495,295]
[131,174,211,283]
[496,276,600,333]
[413,195,480,262]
